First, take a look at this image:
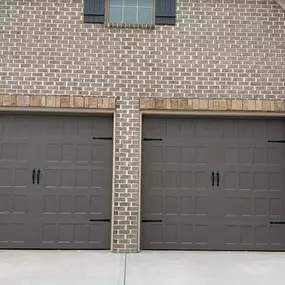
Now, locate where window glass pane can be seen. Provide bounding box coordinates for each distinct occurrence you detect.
[109,0,153,24]
[124,0,137,7]
[110,7,123,23]
[138,0,152,8]
[138,7,152,24]
[123,7,137,24]
[110,0,122,5]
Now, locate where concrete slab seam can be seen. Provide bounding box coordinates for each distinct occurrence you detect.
[118,253,126,285]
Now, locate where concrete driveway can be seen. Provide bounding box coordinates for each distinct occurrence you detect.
[1,251,285,285]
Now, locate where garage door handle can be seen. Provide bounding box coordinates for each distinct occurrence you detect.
[211,171,215,186]
[216,171,220,187]
[32,168,36,184]
[37,169,41,184]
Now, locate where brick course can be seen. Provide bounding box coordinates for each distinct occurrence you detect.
[140,98,285,112]
[1,0,285,252]
[0,94,116,109]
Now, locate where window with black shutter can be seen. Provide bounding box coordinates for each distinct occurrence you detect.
[84,0,176,26]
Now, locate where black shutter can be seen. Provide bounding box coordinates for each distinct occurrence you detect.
[84,0,105,23]
[155,0,176,25]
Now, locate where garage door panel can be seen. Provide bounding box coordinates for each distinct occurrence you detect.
[143,162,213,191]
[164,223,179,243]
[223,196,253,216]
[0,194,12,213]
[90,195,111,215]
[42,190,110,213]
[89,223,111,247]
[142,117,285,251]
[180,224,193,245]
[180,196,193,215]
[142,194,163,216]
[36,116,113,249]
[270,226,284,246]
[77,144,93,163]
[75,195,91,214]
[0,222,38,248]
[268,147,282,165]
[255,226,270,245]
[40,222,110,248]
[74,224,89,243]
[269,198,282,217]
[194,224,209,246]
[269,172,283,191]
[142,144,163,164]
[142,170,163,189]
[141,223,163,248]
[222,195,283,220]
[220,119,285,250]
[142,117,217,250]
[180,171,194,190]
[254,172,268,191]
[0,223,9,244]
[0,114,113,249]
[0,115,37,248]
[164,195,179,215]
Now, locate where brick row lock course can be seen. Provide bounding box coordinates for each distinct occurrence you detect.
[1,94,285,113]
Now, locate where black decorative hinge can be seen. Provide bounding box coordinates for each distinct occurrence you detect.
[92,137,113,140]
[142,219,163,223]
[270,222,285,225]
[90,219,111,222]
[143,138,163,141]
[268,140,285,144]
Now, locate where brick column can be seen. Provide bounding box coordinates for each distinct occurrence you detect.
[112,95,140,253]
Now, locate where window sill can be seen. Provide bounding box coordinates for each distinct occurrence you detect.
[104,23,155,30]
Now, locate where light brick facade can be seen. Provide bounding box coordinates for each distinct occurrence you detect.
[1,0,285,252]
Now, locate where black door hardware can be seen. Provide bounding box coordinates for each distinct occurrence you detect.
[92,137,113,140]
[143,138,163,141]
[32,168,36,184]
[211,171,215,187]
[216,171,220,187]
[270,222,285,225]
[37,169,41,184]
[268,140,285,143]
[89,219,111,222]
[142,219,163,223]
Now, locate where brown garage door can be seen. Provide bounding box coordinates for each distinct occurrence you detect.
[0,114,113,249]
[141,117,285,250]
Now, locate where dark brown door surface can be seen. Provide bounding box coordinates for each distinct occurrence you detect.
[141,117,285,251]
[0,114,113,249]
[216,119,285,250]
[0,115,38,247]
